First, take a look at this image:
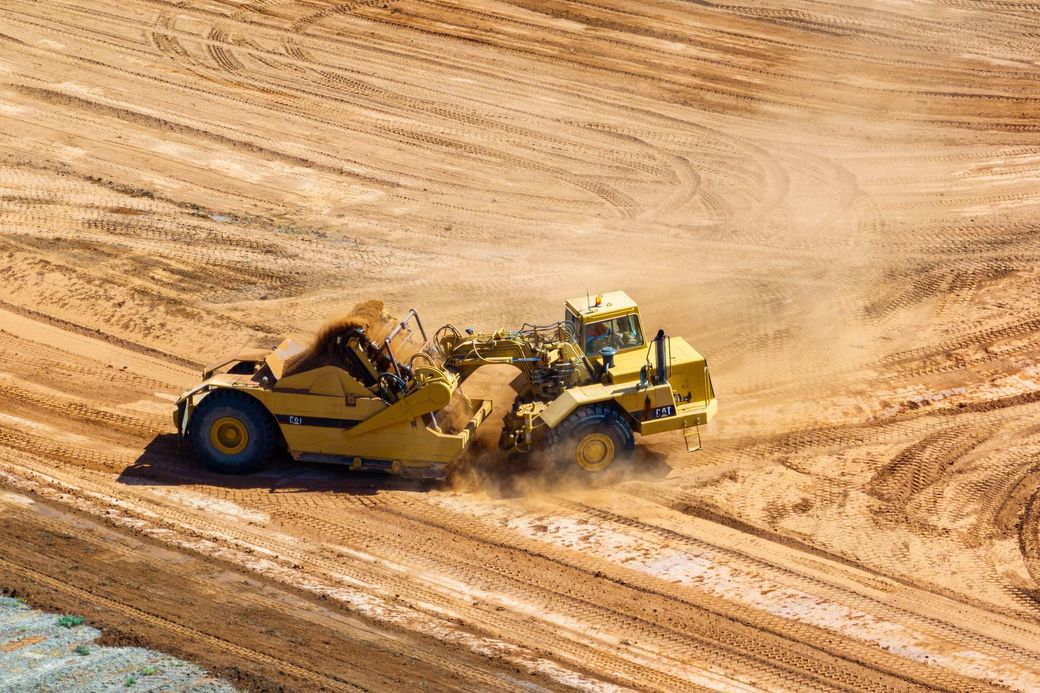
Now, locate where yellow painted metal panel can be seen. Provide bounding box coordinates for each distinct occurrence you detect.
[636,398,718,435]
[265,337,308,380]
[565,290,638,317]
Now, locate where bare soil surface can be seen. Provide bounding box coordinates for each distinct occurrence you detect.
[2,1,1040,690]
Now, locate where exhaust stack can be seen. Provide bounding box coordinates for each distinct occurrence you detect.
[654,329,667,385]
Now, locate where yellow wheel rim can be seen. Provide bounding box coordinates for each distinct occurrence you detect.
[209,416,249,455]
[575,432,615,472]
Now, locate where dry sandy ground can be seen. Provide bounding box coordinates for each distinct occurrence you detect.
[2,0,1040,690]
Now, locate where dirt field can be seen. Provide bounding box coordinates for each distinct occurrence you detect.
[2,0,1040,690]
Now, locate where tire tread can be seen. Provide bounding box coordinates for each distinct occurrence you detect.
[189,389,277,474]
[549,403,634,475]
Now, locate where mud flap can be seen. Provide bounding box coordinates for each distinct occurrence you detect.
[175,400,188,440]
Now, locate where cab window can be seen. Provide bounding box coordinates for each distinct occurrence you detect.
[564,310,579,342]
[583,314,643,355]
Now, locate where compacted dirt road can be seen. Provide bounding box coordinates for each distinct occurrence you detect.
[3,1,1040,690]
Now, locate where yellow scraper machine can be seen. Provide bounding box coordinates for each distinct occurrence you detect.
[174,291,717,479]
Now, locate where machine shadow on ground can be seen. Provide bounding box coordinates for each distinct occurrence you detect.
[118,434,673,498]
[118,434,430,496]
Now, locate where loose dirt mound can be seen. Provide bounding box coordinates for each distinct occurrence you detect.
[281,299,397,378]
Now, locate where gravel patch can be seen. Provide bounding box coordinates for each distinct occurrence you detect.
[0,597,237,692]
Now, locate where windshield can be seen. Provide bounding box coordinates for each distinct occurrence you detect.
[583,314,643,355]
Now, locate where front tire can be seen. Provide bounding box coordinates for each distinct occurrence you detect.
[189,390,276,474]
[550,403,634,476]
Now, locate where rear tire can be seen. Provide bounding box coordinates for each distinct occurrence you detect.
[550,403,634,477]
[189,390,276,474]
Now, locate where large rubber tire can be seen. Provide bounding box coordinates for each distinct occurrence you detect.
[189,390,276,474]
[550,403,634,477]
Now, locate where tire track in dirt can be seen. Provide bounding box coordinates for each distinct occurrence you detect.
[402,495,1038,690]
[268,506,857,692]
[5,0,1040,689]
[7,84,398,189]
[867,425,995,507]
[0,415,1011,693]
[0,452,641,692]
[1020,491,1040,589]
[555,497,1040,655]
[0,495,553,692]
[20,2,674,216]
[0,442,996,693]
[0,558,365,692]
[0,378,162,438]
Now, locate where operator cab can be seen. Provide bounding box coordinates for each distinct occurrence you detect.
[564,290,645,357]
